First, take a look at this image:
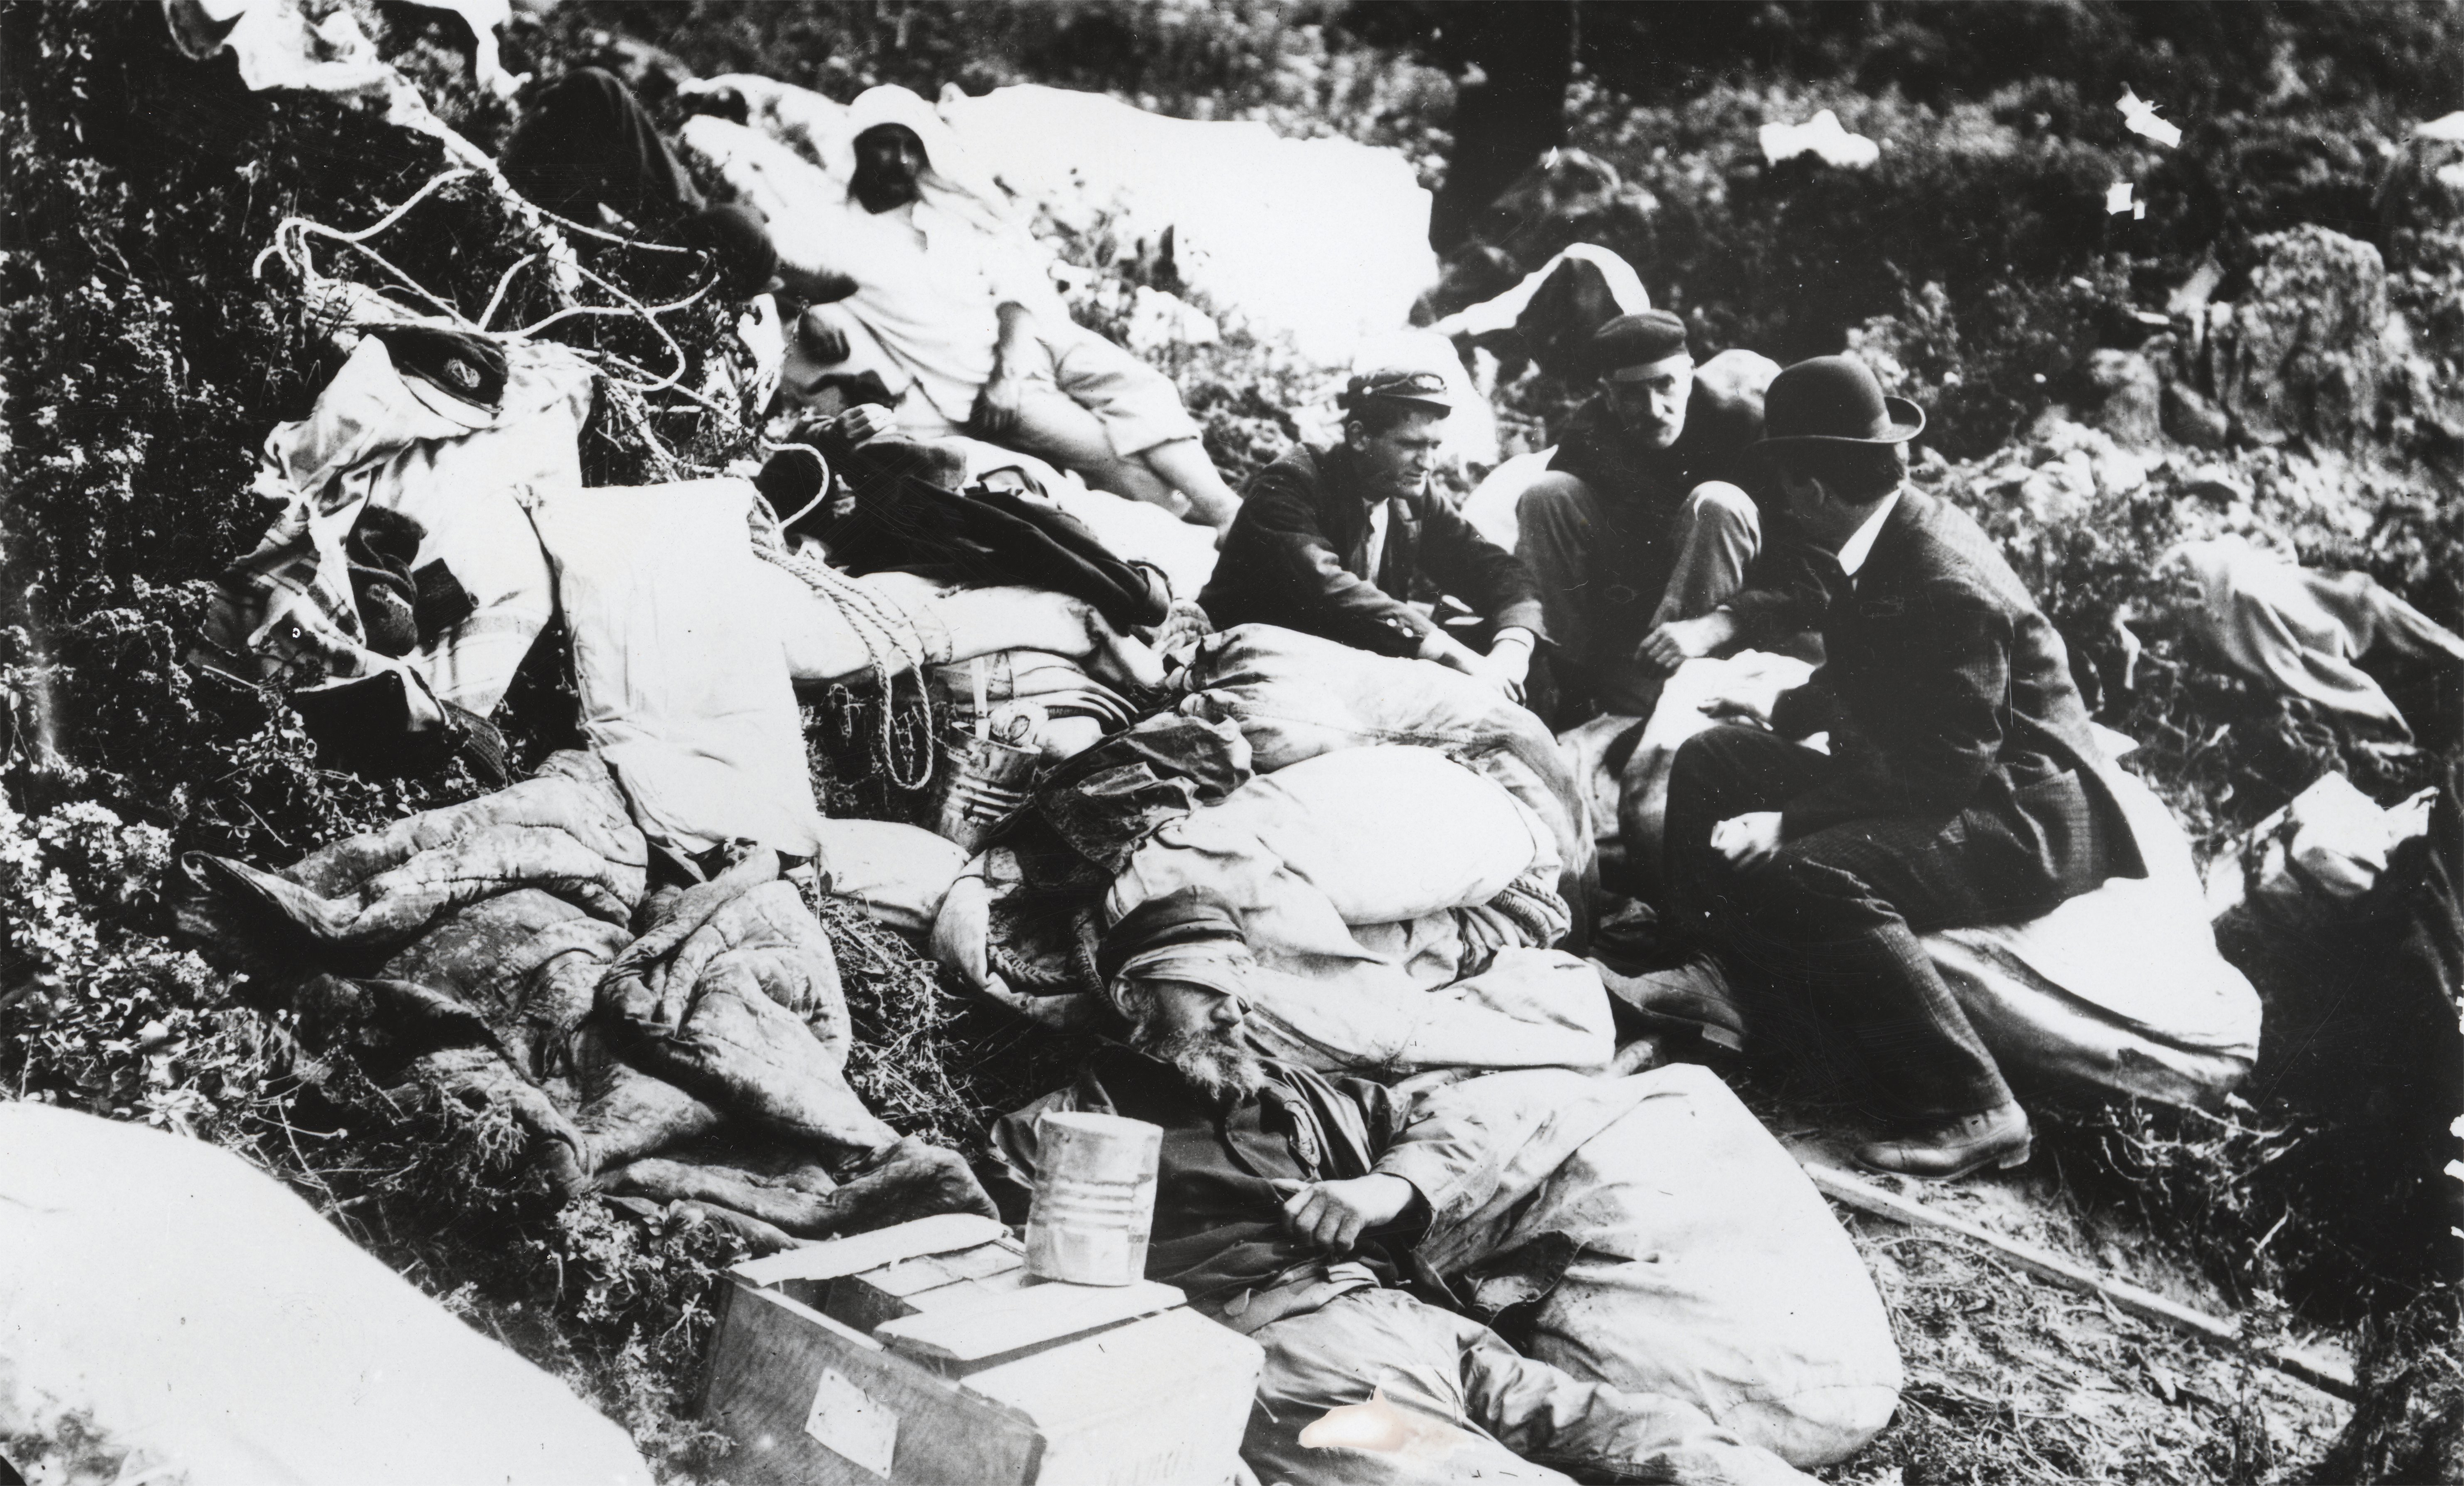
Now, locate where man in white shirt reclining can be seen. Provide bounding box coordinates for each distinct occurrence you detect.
[785,85,1241,535]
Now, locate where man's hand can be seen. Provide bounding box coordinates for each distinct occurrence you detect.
[1638,611,1738,675]
[830,403,895,445]
[1418,628,1483,680]
[1269,1174,1417,1252]
[1697,685,1775,727]
[1473,629,1535,703]
[1709,811,1785,868]
[971,372,1025,438]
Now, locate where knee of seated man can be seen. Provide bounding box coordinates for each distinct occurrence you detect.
[1670,723,1780,790]
[1517,471,1596,532]
[1733,846,1885,921]
[1684,480,1760,532]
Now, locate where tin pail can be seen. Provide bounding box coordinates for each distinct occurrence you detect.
[929,729,1040,855]
[1025,1111,1162,1286]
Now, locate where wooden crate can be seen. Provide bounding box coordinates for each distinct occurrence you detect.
[699,1214,1263,1486]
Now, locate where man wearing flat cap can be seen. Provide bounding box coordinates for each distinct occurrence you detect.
[1516,310,1803,728]
[1664,354,2145,1180]
[1199,366,1547,700]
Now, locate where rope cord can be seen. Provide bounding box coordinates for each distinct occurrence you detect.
[747,496,939,791]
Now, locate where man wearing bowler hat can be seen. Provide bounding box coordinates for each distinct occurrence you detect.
[1201,366,1547,700]
[1515,310,1811,728]
[1664,354,2146,1180]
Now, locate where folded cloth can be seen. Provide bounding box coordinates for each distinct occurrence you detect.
[178,750,648,960]
[598,852,895,1159]
[1404,1065,1903,1467]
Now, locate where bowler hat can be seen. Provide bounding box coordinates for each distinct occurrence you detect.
[1759,354,1925,445]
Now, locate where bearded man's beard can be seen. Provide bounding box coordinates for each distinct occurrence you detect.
[1139,1027,1266,1109]
[851,163,921,214]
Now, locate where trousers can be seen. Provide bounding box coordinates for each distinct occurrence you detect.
[1244,1287,1810,1485]
[1662,725,2091,1119]
[501,68,704,231]
[1517,474,1759,724]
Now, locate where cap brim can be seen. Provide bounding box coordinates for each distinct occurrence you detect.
[1363,393,1453,415]
[398,369,497,432]
[1759,395,1926,446]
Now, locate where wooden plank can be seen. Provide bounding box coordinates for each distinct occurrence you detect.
[938,1241,1027,1281]
[876,1280,1184,1369]
[831,1265,1035,1337]
[701,1280,1047,1486]
[869,1255,969,1298]
[1800,1159,2359,1402]
[966,1307,1265,1486]
[733,1213,1009,1289]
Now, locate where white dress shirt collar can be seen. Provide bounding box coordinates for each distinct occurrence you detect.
[1363,498,1393,580]
[1835,490,1902,583]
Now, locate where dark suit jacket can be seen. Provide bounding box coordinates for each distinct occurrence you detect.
[1770,489,2145,891]
[1200,443,1547,658]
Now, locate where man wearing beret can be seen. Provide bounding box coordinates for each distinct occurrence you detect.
[1200,367,1547,700]
[1665,355,2146,1180]
[1516,310,1799,728]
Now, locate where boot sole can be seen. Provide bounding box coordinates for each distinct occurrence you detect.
[1855,1133,2033,1183]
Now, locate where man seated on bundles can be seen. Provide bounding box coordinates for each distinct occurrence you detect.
[1665,355,2146,1180]
[784,86,1242,534]
[1516,311,1815,728]
[986,889,1895,1486]
[1200,367,1547,701]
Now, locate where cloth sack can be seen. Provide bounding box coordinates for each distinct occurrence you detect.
[1175,624,1596,931]
[1925,768,2262,1105]
[1107,745,1609,1077]
[808,817,970,938]
[1404,1065,1902,1468]
[0,1102,655,1486]
[754,562,1166,696]
[527,480,827,860]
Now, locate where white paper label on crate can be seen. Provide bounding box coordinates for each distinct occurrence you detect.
[805,1367,898,1477]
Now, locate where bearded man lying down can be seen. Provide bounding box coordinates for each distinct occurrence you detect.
[985,890,1902,1486]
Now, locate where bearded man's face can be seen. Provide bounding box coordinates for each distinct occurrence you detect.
[1126,981,1264,1108]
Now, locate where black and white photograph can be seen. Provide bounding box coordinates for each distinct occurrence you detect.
[2,2,2460,1483]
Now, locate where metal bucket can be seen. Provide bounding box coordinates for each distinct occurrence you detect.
[929,728,1041,855]
[1025,1111,1162,1286]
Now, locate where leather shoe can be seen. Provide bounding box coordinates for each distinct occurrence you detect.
[1856,1101,2032,1181]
